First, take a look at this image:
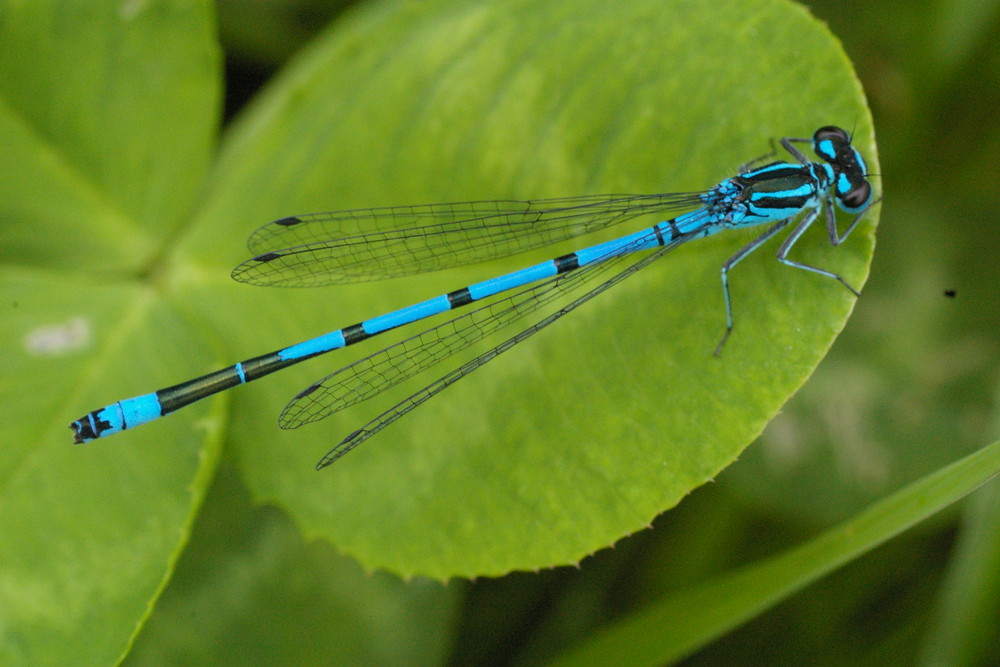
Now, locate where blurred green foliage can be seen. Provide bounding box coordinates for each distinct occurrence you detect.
[1,0,998,664]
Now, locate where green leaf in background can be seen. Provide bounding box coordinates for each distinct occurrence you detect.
[125,461,458,666]
[551,438,1000,666]
[0,1,221,664]
[0,0,878,662]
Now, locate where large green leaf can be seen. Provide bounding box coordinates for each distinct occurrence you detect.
[0,0,877,661]
[192,0,877,578]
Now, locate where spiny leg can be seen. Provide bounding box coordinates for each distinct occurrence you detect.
[824,195,880,246]
[740,134,810,173]
[776,207,860,295]
[713,219,791,356]
[780,135,812,164]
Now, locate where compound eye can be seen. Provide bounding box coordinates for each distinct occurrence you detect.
[813,126,850,162]
[814,126,849,144]
[841,180,872,211]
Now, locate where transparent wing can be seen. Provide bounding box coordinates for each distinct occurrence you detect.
[311,236,679,469]
[232,193,704,287]
[277,230,655,429]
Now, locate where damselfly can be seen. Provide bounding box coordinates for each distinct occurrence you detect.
[71,126,875,469]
